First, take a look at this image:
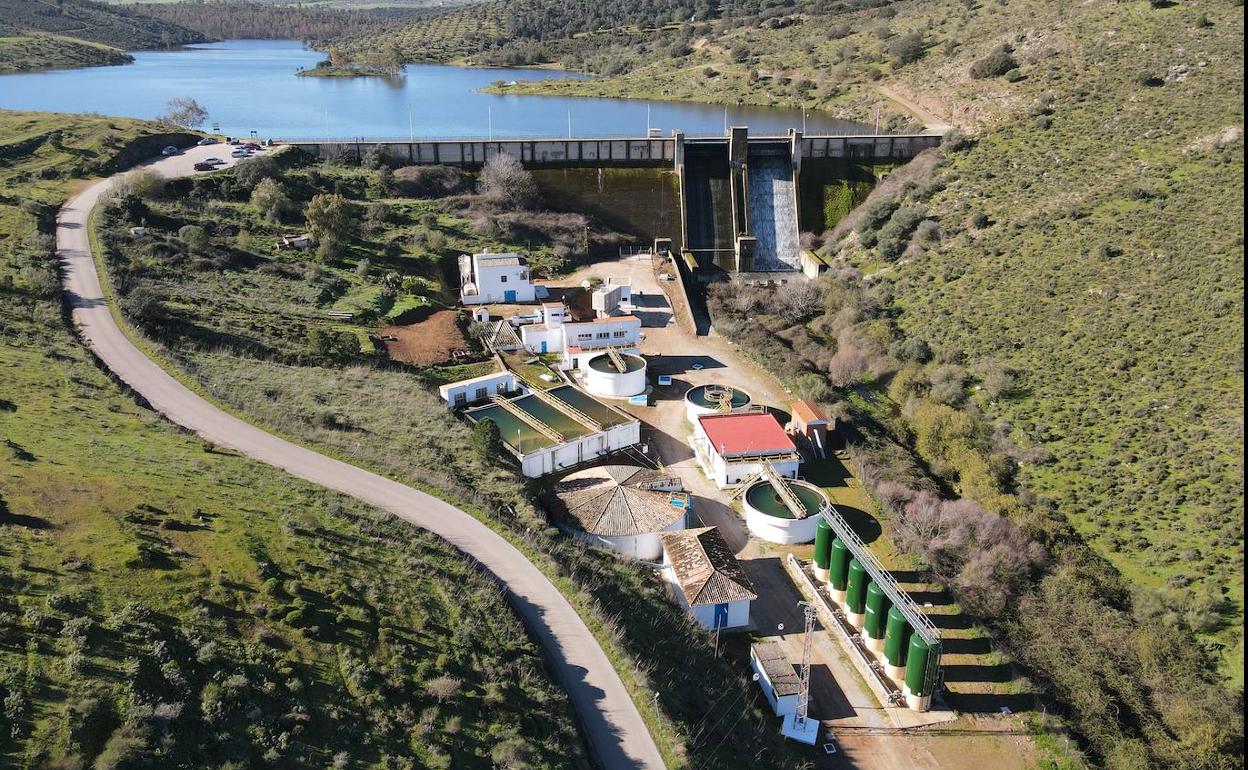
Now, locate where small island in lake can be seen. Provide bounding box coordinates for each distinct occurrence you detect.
[297,46,402,79]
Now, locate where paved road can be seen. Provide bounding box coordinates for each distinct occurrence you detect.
[56,144,665,770]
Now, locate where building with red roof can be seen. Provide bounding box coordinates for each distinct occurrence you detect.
[691,411,801,488]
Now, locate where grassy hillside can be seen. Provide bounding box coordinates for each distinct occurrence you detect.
[0,0,203,50]
[375,0,1246,674]
[0,110,585,769]
[0,33,131,73]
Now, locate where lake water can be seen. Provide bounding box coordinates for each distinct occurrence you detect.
[0,40,870,139]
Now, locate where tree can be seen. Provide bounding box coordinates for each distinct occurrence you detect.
[970,47,1018,79]
[250,178,292,223]
[479,153,538,210]
[471,419,502,463]
[234,156,281,189]
[305,193,355,260]
[157,97,207,129]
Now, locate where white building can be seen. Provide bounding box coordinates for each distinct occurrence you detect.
[459,252,536,305]
[552,465,688,561]
[691,411,801,488]
[659,527,756,630]
[438,370,518,408]
[591,277,632,317]
[751,642,802,717]
[461,384,642,478]
[519,305,642,368]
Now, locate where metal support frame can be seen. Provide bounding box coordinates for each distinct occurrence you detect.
[794,601,816,731]
[819,503,942,697]
[490,394,564,443]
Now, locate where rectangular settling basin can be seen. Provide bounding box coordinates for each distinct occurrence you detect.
[548,385,631,428]
[465,404,555,455]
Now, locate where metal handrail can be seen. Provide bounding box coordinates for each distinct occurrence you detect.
[490,394,564,443]
[818,502,942,696]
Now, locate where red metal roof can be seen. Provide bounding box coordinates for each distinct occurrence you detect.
[698,412,795,457]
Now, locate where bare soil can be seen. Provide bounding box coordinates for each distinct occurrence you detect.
[381,309,468,366]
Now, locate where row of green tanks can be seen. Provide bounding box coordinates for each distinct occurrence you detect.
[812,518,937,711]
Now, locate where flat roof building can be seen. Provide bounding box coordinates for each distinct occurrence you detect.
[691,411,801,488]
[462,383,640,477]
[459,252,537,305]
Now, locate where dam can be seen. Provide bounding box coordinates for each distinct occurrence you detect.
[288,129,940,278]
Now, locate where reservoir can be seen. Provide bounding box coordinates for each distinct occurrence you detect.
[0,40,870,139]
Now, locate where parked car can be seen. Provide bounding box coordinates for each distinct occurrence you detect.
[203,157,225,165]
[193,162,214,171]
[161,146,180,156]
[243,142,261,151]
[197,137,218,146]
[231,148,248,158]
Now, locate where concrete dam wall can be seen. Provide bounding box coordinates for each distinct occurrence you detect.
[288,131,940,272]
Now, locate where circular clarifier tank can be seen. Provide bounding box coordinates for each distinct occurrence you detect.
[742,479,827,544]
[583,353,647,397]
[684,383,752,424]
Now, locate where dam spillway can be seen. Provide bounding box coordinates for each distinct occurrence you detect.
[745,144,801,271]
[287,130,940,275]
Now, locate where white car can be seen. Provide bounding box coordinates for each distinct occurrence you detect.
[230,148,248,158]
[197,137,218,146]
[204,157,225,165]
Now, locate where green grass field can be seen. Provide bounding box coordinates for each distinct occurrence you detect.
[0,110,586,768]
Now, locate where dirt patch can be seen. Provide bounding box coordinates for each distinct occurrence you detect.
[380,309,469,366]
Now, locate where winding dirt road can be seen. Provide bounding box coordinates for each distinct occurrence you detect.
[56,145,664,770]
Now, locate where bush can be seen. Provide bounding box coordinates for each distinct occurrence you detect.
[888,32,925,65]
[250,178,293,223]
[479,153,539,210]
[234,156,282,190]
[970,47,1018,79]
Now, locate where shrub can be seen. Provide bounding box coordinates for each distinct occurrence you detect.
[970,47,1018,79]
[234,156,282,190]
[888,32,925,65]
[394,165,475,198]
[250,178,293,223]
[178,225,208,253]
[479,154,538,210]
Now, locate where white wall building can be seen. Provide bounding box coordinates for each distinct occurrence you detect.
[591,277,632,317]
[552,465,688,561]
[659,527,756,630]
[437,371,518,408]
[751,642,802,717]
[459,252,536,305]
[519,306,642,368]
[691,411,801,488]
[460,384,642,478]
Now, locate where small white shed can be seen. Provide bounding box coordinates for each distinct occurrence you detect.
[659,527,756,630]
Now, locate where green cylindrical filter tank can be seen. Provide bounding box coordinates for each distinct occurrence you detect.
[845,559,868,614]
[813,519,833,570]
[828,538,851,591]
[863,582,891,640]
[884,606,912,668]
[904,635,934,696]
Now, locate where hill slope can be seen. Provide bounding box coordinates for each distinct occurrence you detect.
[0,111,585,769]
[0,0,203,50]
[0,33,132,73]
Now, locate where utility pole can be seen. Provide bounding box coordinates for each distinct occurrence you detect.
[488,106,493,141]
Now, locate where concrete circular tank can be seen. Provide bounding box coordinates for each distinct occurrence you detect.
[584,353,647,397]
[684,384,752,424]
[741,479,828,544]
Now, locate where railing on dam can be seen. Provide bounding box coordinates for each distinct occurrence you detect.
[282,132,942,167]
